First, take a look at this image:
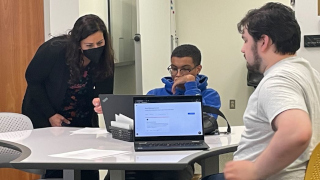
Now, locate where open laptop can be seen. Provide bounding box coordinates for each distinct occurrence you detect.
[133,95,209,151]
[99,94,137,132]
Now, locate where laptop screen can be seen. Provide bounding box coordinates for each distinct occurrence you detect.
[134,96,204,141]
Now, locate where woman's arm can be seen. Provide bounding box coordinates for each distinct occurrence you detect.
[25,42,58,119]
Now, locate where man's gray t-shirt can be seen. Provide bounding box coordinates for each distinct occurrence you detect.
[234,56,320,180]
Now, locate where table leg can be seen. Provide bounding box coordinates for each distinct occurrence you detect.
[200,155,219,177]
[110,170,125,180]
[63,169,81,180]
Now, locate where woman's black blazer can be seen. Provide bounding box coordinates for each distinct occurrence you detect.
[22,38,114,128]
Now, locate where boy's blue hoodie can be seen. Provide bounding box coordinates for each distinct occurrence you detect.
[147,74,221,119]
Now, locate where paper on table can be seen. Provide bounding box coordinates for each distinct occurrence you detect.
[70,127,108,135]
[112,113,133,130]
[49,148,129,160]
[111,121,131,130]
[118,114,133,127]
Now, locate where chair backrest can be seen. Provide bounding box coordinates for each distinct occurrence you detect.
[0,112,33,133]
[305,142,320,180]
[0,113,43,175]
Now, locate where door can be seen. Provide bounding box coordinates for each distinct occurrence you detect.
[135,0,172,94]
[0,0,44,179]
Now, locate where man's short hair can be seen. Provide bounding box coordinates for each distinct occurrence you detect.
[171,44,201,66]
[237,2,301,55]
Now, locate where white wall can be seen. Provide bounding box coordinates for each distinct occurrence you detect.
[79,0,108,24]
[138,0,172,94]
[295,0,320,71]
[46,0,79,39]
[44,0,108,40]
[43,0,51,41]
[174,0,289,126]
[45,0,108,40]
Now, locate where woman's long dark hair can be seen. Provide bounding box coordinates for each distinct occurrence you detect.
[62,14,114,84]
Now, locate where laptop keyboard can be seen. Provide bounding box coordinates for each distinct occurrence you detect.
[138,142,204,147]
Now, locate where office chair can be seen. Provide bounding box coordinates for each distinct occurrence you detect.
[0,112,33,133]
[247,70,263,88]
[304,142,320,180]
[0,113,33,166]
[0,112,50,178]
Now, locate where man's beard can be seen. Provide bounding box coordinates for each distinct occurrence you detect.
[246,43,262,73]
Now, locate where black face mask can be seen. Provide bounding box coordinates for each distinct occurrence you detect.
[82,46,105,64]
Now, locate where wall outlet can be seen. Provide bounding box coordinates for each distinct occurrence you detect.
[230,100,235,109]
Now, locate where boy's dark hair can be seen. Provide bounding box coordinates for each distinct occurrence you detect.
[171,44,201,66]
[237,2,301,55]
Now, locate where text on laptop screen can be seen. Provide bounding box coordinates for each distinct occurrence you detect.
[134,101,203,137]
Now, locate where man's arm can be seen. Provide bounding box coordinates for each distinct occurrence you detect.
[224,109,312,180]
[253,109,311,178]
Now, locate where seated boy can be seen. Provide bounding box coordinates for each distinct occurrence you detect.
[147,44,220,119]
[93,44,221,180]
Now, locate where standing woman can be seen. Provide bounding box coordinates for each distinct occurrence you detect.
[22,14,114,179]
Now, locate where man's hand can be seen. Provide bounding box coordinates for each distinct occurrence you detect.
[172,74,196,94]
[49,114,70,127]
[224,160,260,180]
[92,98,102,114]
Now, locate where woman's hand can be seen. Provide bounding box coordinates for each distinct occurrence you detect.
[92,98,103,114]
[49,114,70,127]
